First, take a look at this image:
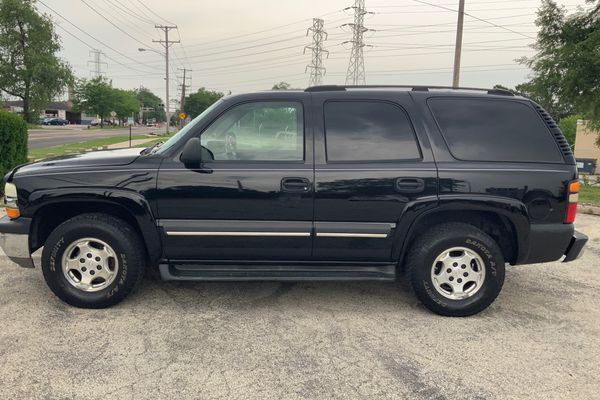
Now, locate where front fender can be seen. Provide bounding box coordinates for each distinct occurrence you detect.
[26,188,162,262]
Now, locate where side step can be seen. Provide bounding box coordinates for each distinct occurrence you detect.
[159,262,397,281]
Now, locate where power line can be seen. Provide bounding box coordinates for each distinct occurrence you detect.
[135,0,176,26]
[37,0,156,74]
[80,0,157,48]
[409,0,536,39]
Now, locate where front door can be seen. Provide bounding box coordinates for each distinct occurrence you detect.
[156,97,314,261]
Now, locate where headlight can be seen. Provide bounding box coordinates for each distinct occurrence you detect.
[3,182,20,219]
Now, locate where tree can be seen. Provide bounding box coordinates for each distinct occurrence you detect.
[518,0,600,132]
[113,89,139,125]
[134,86,165,124]
[0,0,72,122]
[73,77,116,127]
[183,88,224,119]
[272,81,291,90]
[558,114,583,147]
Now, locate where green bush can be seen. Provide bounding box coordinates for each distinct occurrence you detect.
[0,110,28,185]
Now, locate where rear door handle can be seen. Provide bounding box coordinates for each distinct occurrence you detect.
[395,178,425,193]
[281,177,311,193]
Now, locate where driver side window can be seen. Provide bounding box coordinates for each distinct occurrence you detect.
[200,101,304,162]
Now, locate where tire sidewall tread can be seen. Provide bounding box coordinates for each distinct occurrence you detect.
[41,213,145,309]
[406,222,505,317]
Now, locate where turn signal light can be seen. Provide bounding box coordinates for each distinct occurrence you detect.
[564,179,579,224]
[6,208,20,219]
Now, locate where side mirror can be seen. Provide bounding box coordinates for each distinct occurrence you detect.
[180,137,202,167]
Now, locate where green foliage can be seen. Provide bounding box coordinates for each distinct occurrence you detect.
[518,0,600,124]
[0,0,72,122]
[0,110,27,183]
[134,87,165,123]
[73,77,115,126]
[558,114,582,146]
[113,89,139,124]
[183,88,224,119]
[272,81,292,90]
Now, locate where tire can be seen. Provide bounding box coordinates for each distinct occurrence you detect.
[41,213,146,308]
[406,222,505,317]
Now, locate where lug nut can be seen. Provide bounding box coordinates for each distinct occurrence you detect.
[446,268,452,273]
[463,272,468,277]
[449,277,454,281]
[81,267,87,272]
[95,257,101,262]
[457,278,463,283]
[453,262,458,267]
[87,253,92,258]
[461,264,466,269]
[90,270,95,275]
[97,265,102,270]
[80,258,85,263]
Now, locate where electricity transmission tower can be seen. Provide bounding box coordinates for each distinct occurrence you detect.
[87,49,107,78]
[343,0,372,85]
[152,25,180,134]
[304,18,329,87]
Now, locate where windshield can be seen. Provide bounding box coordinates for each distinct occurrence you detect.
[154,99,224,154]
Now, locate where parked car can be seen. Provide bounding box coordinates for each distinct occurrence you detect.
[90,119,101,126]
[42,117,68,126]
[0,85,588,316]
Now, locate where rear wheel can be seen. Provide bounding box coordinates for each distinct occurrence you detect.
[406,223,505,317]
[41,213,145,308]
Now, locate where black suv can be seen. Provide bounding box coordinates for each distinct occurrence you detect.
[0,85,588,316]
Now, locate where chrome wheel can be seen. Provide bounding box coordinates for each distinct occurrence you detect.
[430,246,486,300]
[61,238,119,292]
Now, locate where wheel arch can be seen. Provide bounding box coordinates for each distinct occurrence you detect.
[28,190,161,264]
[394,196,530,271]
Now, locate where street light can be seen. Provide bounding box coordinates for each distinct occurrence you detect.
[138,47,170,134]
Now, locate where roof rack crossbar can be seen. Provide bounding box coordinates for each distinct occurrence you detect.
[305,85,514,96]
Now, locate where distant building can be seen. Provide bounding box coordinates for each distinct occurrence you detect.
[574,121,600,174]
[2,100,82,124]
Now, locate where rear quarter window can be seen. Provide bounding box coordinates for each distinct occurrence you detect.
[428,98,564,163]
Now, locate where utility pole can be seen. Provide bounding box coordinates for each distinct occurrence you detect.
[177,68,192,117]
[452,0,466,87]
[87,49,107,78]
[304,18,329,87]
[153,25,179,134]
[343,0,371,85]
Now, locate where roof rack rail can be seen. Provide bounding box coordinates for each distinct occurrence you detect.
[304,85,515,96]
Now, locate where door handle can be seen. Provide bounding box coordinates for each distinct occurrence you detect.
[281,177,311,193]
[395,178,425,193]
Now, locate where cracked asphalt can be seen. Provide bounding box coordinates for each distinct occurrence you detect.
[1,212,599,399]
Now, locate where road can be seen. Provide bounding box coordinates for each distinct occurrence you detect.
[28,125,164,149]
[0,211,599,399]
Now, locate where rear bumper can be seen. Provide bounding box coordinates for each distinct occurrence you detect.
[563,230,588,262]
[521,223,587,264]
[0,216,34,268]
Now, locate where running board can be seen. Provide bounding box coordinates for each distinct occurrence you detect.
[158,262,397,281]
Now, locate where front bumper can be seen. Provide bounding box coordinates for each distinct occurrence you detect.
[0,216,34,268]
[563,230,588,262]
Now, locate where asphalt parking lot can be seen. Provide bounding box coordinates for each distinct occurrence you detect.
[1,212,599,399]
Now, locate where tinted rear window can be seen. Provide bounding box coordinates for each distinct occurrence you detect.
[428,98,563,163]
[324,101,420,162]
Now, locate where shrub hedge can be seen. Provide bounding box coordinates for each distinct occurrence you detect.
[0,110,28,187]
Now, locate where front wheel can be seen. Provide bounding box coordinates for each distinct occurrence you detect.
[406,223,505,317]
[41,213,146,308]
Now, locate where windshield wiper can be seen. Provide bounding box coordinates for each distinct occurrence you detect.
[140,141,164,155]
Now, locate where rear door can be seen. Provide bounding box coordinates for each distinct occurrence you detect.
[311,91,438,261]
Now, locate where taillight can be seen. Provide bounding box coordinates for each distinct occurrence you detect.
[564,180,580,224]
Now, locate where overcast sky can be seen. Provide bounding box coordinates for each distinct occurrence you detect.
[37,0,592,104]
